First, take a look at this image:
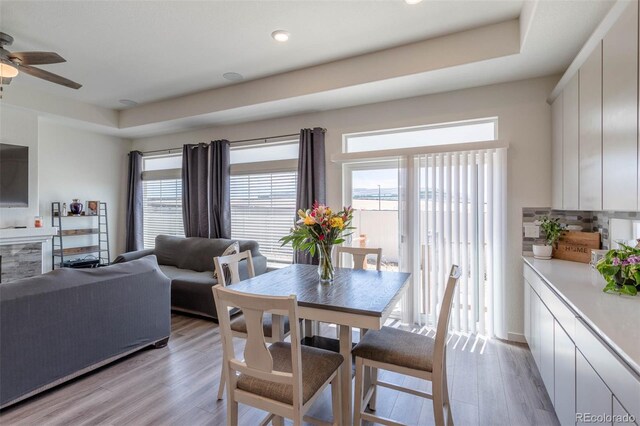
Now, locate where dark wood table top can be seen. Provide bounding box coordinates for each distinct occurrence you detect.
[229,264,411,317]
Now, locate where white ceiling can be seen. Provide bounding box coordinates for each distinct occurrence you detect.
[1,0,526,108]
[0,0,615,137]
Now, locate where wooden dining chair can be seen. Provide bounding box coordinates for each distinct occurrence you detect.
[214,250,290,400]
[212,285,343,426]
[352,264,462,426]
[335,246,383,271]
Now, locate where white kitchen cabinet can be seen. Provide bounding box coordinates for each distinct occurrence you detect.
[539,299,555,403]
[579,42,603,210]
[577,350,612,425]
[613,396,637,426]
[563,74,580,210]
[554,320,576,426]
[524,279,531,345]
[552,93,564,210]
[602,0,638,211]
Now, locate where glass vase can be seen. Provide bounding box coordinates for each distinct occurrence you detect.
[317,242,335,283]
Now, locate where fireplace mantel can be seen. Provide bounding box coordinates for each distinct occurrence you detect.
[0,227,58,283]
[0,227,58,245]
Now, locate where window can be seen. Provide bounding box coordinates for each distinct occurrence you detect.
[230,171,297,266]
[343,118,497,153]
[142,154,184,249]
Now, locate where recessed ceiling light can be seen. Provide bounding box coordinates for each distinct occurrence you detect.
[223,72,244,81]
[404,0,423,4]
[119,99,138,107]
[271,30,290,42]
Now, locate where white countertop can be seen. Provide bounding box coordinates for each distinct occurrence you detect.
[523,256,640,375]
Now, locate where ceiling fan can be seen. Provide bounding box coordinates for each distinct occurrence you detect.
[0,32,82,89]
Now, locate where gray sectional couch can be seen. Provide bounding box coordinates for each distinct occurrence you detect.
[114,235,268,319]
[0,255,171,409]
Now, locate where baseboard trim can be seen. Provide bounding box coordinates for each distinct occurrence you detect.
[507,332,527,343]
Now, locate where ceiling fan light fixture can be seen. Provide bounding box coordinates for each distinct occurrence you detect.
[271,30,290,42]
[404,0,423,4]
[0,63,19,78]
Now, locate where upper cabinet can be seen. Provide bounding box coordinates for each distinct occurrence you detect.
[563,74,580,210]
[579,43,603,211]
[551,0,639,212]
[602,0,638,211]
[552,94,564,210]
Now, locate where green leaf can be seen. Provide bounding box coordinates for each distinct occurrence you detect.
[622,285,638,296]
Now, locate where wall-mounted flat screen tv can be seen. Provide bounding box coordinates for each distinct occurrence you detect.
[0,143,29,207]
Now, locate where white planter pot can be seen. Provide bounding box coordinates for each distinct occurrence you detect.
[533,244,553,260]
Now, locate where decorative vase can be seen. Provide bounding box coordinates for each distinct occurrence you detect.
[69,199,83,215]
[317,243,335,283]
[532,244,553,260]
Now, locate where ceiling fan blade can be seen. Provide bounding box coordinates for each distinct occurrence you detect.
[19,64,82,89]
[0,77,12,85]
[10,51,66,65]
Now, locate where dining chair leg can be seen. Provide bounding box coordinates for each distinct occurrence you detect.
[443,364,453,426]
[227,395,238,426]
[331,373,342,426]
[353,357,364,426]
[432,371,446,426]
[368,366,378,411]
[273,415,285,426]
[217,353,226,400]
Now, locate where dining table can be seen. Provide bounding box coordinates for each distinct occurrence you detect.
[229,263,411,425]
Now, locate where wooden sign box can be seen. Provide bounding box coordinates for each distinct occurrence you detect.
[554,231,601,263]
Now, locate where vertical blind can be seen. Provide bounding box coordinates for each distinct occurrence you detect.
[142,178,184,249]
[421,148,505,336]
[230,171,297,264]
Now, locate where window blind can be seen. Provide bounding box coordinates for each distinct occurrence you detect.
[142,178,184,249]
[421,148,506,336]
[230,171,297,265]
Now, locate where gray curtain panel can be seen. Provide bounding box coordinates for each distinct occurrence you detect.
[182,140,231,238]
[125,150,144,252]
[294,127,326,264]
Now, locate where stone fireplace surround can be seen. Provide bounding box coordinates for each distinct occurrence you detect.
[0,227,57,283]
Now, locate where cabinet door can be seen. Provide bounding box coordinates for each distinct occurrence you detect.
[603,0,638,211]
[555,320,576,426]
[530,291,540,365]
[576,351,613,425]
[524,280,531,345]
[579,43,603,210]
[552,93,564,210]
[613,396,637,426]
[563,74,580,210]
[539,300,555,403]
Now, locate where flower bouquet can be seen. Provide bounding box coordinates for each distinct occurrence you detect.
[596,242,640,296]
[280,202,354,283]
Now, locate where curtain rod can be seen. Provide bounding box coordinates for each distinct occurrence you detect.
[135,128,326,156]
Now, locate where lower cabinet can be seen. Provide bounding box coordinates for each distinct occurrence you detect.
[576,350,612,425]
[523,263,640,426]
[554,321,576,426]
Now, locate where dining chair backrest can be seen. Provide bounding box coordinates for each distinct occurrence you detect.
[212,285,304,409]
[335,246,382,271]
[433,265,461,374]
[214,250,255,286]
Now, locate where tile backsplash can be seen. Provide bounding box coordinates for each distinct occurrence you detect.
[522,208,640,255]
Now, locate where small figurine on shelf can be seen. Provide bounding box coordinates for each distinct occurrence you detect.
[62,202,68,216]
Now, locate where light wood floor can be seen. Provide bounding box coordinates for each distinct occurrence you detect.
[0,314,560,426]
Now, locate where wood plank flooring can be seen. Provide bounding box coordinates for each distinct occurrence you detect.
[0,314,560,426]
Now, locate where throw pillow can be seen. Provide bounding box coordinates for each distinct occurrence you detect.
[213,241,240,283]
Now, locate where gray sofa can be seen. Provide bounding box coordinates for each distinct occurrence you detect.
[114,235,268,319]
[0,255,171,409]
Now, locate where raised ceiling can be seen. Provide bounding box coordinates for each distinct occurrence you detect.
[0,0,615,137]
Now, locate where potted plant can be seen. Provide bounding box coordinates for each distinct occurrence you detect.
[596,242,640,296]
[280,202,354,283]
[532,216,564,260]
